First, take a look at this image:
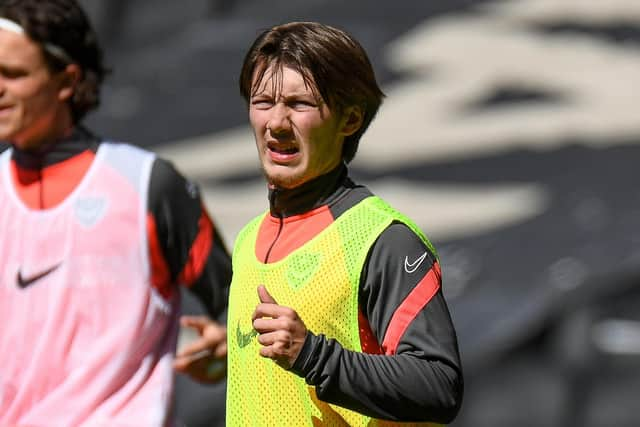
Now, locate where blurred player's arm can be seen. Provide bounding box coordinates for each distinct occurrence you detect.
[146,157,232,382]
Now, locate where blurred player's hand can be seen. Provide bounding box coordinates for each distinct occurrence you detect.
[252,285,307,369]
[174,315,227,383]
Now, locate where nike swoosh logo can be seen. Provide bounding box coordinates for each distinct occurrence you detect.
[236,321,258,349]
[404,252,427,274]
[16,263,62,289]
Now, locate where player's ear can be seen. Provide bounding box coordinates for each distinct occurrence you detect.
[57,63,81,102]
[340,105,364,137]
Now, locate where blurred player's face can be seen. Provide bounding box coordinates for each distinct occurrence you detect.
[249,65,361,189]
[0,28,74,150]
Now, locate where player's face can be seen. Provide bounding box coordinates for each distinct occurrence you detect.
[249,65,352,190]
[0,28,72,150]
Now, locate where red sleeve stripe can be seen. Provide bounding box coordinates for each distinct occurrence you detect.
[381,261,441,355]
[178,205,214,287]
[147,213,173,299]
[358,310,383,355]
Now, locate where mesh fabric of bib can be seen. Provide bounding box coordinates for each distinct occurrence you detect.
[227,196,440,426]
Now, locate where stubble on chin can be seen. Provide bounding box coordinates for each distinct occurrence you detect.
[262,165,302,190]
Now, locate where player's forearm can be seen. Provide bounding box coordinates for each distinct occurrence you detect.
[291,332,463,423]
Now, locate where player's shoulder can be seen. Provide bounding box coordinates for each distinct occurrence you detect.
[150,156,183,183]
[375,221,437,264]
[148,156,201,204]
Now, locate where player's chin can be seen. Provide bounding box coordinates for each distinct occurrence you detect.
[264,167,304,189]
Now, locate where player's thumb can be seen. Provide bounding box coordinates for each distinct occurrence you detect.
[257,285,277,304]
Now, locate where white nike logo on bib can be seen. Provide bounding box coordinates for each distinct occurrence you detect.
[404,252,427,274]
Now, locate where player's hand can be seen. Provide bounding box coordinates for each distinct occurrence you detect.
[252,285,307,369]
[173,315,227,383]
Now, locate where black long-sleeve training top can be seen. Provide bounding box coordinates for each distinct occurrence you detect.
[254,163,463,423]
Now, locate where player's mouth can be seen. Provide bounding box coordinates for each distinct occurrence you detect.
[267,141,299,162]
[0,104,14,115]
